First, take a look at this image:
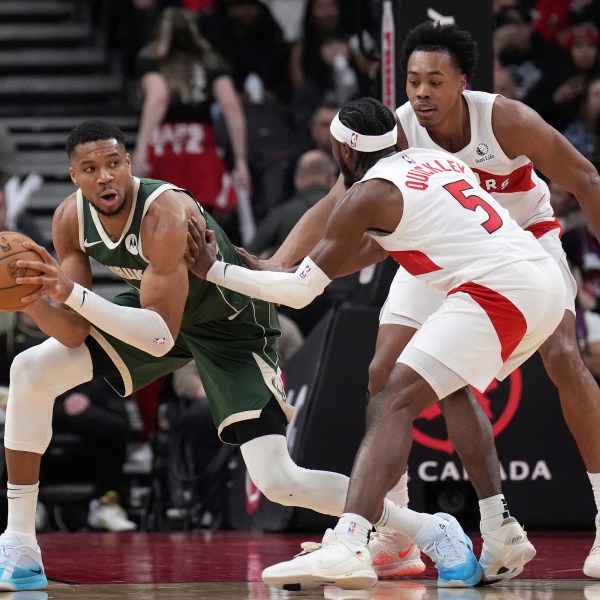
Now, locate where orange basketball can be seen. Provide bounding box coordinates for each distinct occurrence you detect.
[0,231,43,310]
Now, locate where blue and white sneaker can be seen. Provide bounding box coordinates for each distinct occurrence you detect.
[0,533,47,591]
[415,513,482,587]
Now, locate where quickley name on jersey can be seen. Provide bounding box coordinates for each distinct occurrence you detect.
[76,177,252,323]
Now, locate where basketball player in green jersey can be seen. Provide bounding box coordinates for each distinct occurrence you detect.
[0,120,363,591]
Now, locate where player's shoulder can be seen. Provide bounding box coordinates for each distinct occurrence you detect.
[491,95,540,129]
[53,190,78,222]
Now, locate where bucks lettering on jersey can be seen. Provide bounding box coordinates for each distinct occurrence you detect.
[77,177,253,323]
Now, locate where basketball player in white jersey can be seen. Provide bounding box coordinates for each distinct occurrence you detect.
[234,21,600,583]
[185,97,566,591]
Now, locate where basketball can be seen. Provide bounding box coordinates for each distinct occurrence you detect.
[0,231,43,310]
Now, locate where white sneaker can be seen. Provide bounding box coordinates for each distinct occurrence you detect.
[87,492,137,533]
[262,529,377,591]
[415,513,482,587]
[584,514,600,578]
[368,530,426,578]
[0,532,47,591]
[479,517,536,583]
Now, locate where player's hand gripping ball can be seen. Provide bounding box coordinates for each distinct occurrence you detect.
[0,231,43,310]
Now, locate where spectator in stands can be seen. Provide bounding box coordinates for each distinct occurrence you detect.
[549,180,585,233]
[526,22,600,131]
[563,220,600,380]
[133,6,250,241]
[494,4,564,103]
[296,102,340,157]
[198,0,290,102]
[0,187,47,249]
[97,0,178,86]
[283,102,339,201]
[288,0,365,132]
[53,380,136,532]
[247,149,337,257]
[563,76,600,157]
[494,60,518,99]
[533,0,573,43]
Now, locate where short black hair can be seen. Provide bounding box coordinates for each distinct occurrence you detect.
[339,97,395,136]
[399,21,479,81]
[66,120,126,158]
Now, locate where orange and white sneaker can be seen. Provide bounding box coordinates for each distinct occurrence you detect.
[368,530,426,578]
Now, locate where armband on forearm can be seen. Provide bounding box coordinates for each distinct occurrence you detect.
[206,256,331,309]
[64,283,175,357]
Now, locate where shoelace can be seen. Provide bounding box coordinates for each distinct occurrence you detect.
[369,530,396,545]
[295,541,322,557]
[425,529,465,568]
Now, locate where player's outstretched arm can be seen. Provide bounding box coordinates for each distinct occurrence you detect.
[186,179,394,308]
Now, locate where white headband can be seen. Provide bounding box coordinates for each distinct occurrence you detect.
[330,112,397,152]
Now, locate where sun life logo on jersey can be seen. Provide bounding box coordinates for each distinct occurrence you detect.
[125,234,139,256]
[475,142,495,163]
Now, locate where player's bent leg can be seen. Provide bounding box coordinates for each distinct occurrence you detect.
[439,378,535,583]
[241,434,348,516]
[538,312,600,472]
[538,312,600,578]
[5,339,94,454]
[368,323,428,577]
[368,323,417,398]
[0,339,93,592]
[439,387,501,500]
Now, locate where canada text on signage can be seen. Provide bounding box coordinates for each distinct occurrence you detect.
[416,459,551,482]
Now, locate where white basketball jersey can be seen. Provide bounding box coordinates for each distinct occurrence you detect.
[362,148,549,292]
[397,90,555,234]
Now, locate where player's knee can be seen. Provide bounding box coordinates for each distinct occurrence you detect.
[540,337,583,380]
[246,459,303,506]
[9,346,43,391]
[368,359,392,397]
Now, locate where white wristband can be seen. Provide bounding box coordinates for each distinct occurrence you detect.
[64,283,175,357]
[206,256,331,309]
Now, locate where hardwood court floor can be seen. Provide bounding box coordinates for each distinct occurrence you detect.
[24,529,600,599]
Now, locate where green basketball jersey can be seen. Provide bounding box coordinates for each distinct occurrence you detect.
[77,177,263,324]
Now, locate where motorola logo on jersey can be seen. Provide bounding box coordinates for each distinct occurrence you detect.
[125,233,139,256]
[412,368,522,455]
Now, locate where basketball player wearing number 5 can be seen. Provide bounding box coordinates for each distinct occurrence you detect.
[236,22,600,582]
[185,97,566,591]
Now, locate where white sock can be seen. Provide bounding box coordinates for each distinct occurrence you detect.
[333,513,372,550]
[588,472,600,521]
[385,471,409,506]
[479,494,510,534]
[375,499,438,541]
[6,481,39,544]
